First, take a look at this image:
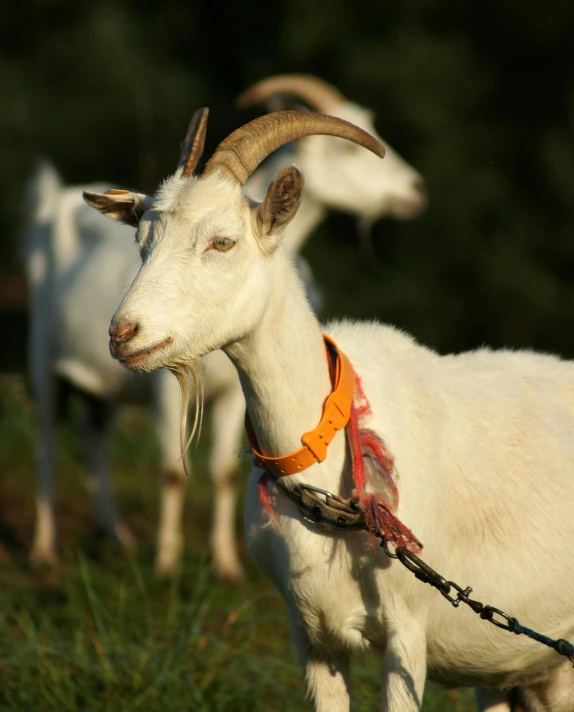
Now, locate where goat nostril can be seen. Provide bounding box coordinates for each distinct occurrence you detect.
[110,321,139,343]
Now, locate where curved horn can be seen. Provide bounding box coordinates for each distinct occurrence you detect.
[203,110,385,185]
[179,107,209,178]
[237,74,346,114]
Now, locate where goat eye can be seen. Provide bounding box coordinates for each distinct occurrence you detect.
[211,237,235,252]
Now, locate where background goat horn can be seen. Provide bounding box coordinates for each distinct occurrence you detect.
[179,107,209,178]
[236,74,345,114]
[202,110,385,185]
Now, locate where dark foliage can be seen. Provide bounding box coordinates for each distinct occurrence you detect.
[1,0,573,363]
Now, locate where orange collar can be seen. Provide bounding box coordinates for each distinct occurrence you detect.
[245,334,355,476]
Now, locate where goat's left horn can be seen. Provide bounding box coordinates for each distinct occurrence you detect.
[202,110,385,185]
[179,107,209,178]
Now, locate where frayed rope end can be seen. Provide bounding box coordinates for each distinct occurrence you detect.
[358,492,422,554]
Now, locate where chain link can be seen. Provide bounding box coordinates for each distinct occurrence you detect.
[383,541,574,663]
[291,482,574,666]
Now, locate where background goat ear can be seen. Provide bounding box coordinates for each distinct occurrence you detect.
[255,165,304,243]
[82,189,153,227]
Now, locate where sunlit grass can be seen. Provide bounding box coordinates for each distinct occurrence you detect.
[0,556,303,712]
[0,375,476,710]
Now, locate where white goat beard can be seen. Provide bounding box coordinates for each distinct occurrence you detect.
[168,357,205,477]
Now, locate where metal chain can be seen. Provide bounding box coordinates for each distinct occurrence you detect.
[291,482,574,666]
[379,539,574,664]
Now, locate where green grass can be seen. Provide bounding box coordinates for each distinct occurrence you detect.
[0,375,476,711]
[0,557,302,711]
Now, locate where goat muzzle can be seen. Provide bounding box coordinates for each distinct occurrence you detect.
[109,321,139,360]
[407,177,428,214]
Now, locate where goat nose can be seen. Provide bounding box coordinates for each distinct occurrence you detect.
[412,177,427,198]
[109,321,139,344]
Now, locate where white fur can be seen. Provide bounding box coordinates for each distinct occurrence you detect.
[26,103,425,580]
[24,162,245,580]
[98,162,574,711]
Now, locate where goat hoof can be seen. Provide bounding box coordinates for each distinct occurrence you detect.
[30,548,58,570]
[154,547,182,579]
[154,540,182,579]
[113,524,137,556]
[154,560,180,580]
[213,562,245,586]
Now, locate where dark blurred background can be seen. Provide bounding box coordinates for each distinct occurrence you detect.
[1,0,574,370]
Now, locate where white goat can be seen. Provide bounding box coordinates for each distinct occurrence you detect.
[85,109,574,711]
[239,74,426,254]
[24,161,245,579]
[25,75,426,581]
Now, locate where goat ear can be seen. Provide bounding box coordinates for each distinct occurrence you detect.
[255,165,304,244]
[82,189,153,227]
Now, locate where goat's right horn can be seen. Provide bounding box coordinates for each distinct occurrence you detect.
[236,74,346,114]
[202,110,385,185]
[179,107,209,178]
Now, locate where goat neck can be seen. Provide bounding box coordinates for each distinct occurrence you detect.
[225,253,347,491]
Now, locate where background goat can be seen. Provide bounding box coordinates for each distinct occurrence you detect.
[239,74,427,255]
[25,161,245,580]
[25,75,426,582]
[86,109,574,712]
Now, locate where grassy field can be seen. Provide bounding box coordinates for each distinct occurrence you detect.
[0,374,477,711]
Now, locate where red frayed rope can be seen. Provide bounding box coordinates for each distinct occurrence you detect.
[360,430,398,506]
[347,400,367,494]
[346,373,421,553]
[353,371,372,418]
[256,470,276,523]
[255,364,421,554]
[359,492,422,553]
